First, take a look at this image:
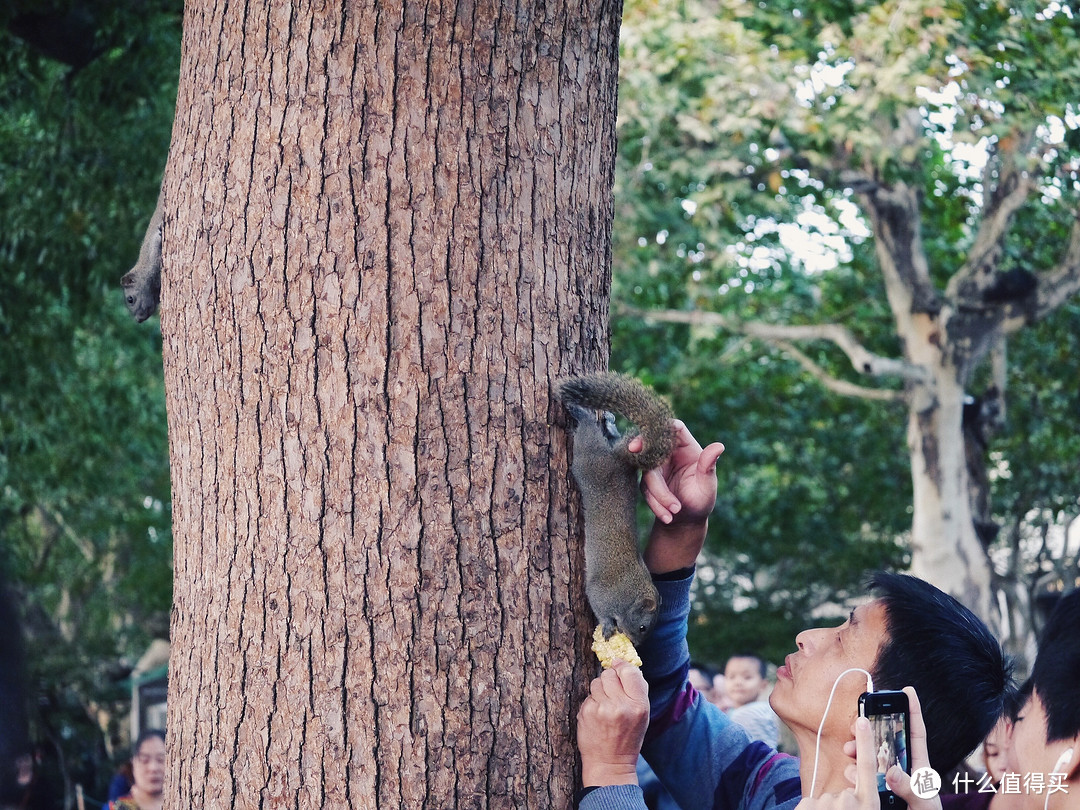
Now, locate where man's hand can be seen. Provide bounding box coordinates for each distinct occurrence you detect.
[577,660,650,787]
[632,420,724,574]
[800,686,942,810]
[882,688,943,810]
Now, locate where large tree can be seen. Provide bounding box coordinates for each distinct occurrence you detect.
[612,0,1080,646]
[162,0,620,806]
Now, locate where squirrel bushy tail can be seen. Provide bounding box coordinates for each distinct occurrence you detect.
[554,372,675,470]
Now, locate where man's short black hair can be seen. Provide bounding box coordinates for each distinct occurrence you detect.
[1030,589,1080,742]
[867,572,1013,775]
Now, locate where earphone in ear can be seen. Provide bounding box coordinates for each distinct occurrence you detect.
[1051,747,1074,774]
[1044,747,1074,810]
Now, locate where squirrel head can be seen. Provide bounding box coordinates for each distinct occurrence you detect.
[619,588,660,646]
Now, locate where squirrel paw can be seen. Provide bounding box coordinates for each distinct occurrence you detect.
[599,617,619,640]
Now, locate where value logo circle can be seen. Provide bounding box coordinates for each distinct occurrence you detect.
[911,767,942,800]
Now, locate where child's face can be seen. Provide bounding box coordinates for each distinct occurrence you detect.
[724,657,766,707]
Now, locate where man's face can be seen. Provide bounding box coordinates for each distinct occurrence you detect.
[1011,691,1077,810]
[770,600,887,741]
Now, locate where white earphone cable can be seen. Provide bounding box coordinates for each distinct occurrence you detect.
[809,668,875,799]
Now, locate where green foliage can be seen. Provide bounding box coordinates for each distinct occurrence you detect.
[0,1,180,799]
[613,0,1080,667]
[992,300,1080,528]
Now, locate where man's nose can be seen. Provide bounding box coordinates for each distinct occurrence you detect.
[795,626,824,652]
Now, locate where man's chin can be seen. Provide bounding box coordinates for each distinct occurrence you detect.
[767,684,789,720]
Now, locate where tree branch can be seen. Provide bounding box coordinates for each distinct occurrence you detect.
[947,131,1038,302]
[860,182,942,315]
[772,340,905,401]
[1002,214,1080,331]
[624,306,926,391]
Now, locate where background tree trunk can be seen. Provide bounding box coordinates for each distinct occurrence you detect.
[161,1,621,807]
[905,369,994,622]
[866,183,997,627]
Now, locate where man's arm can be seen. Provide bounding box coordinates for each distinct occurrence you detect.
[633,423,801,810]
[637,573,801,810]
[636,419,725,571]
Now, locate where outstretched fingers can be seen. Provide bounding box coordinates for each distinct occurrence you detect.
[640,420,724,524]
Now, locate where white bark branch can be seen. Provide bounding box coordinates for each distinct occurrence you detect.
[1038,214,1080,308]
[773,340,905,401]
[860,182,942,315]
[998,215,1080,333]
[947,133,1038,301]
[626,306,927,391]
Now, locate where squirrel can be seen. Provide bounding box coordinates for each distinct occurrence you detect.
[555,372,676,647]
[121,186,163,322]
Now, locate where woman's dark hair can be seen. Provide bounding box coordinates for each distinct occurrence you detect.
[868,572,1014,776]
[132,728,166,758]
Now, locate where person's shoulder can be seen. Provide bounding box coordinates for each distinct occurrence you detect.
[748,699,776,712]
[745,747,800,810]
[731,700,775,719]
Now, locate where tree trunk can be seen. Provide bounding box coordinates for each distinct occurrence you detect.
[904,363,994,622]
[866,184,996,625]
[160,1,621,807]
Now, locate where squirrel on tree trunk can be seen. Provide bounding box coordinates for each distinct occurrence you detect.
[120,186,163,323]
[555,372,676,646]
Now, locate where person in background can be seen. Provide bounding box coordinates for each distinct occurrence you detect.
[710,673,735,712]
[982,714,1018,786]
[1009,590,1080,810]
[941,698,1022,810]
[106,729,165,810]
[104,760,133,804]
[724,653,780,747]
[688,663,717,704]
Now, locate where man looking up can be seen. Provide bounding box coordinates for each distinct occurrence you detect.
[576,421,1013,810]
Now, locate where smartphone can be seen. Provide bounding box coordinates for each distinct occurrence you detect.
[858,690,911,809]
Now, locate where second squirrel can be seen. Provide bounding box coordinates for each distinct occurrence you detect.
[555,372,676,647]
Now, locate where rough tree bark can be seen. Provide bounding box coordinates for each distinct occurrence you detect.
[160,0,621,807]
